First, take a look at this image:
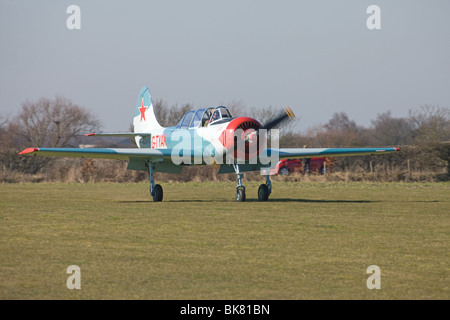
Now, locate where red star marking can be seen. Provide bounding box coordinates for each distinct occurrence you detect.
[139,98,147,122]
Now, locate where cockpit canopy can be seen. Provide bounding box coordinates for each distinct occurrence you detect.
[176,106,233,129]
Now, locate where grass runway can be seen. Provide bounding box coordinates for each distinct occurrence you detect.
[0,181,448,299]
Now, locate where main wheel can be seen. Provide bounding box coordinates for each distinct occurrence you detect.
[258,184,269,201]
[236,187,246,202]
[151,184,163,202]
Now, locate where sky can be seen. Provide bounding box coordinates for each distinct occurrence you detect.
[1,0,449,132]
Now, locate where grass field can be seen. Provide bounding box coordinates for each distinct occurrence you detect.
[0,181,448,299]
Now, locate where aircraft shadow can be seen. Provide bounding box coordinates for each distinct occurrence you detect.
[120,199,376,204]
[246,198,376,203]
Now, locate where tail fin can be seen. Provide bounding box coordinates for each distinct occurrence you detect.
[133,86,163,133]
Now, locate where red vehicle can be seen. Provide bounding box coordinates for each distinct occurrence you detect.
[272,157,333,175]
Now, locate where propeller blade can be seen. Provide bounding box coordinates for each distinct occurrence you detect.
[260,106,295,130]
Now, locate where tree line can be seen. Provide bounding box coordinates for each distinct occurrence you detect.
[1,97,449,183]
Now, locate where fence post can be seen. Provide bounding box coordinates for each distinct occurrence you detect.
[407,159,411,181]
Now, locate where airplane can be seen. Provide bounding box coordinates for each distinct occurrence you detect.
[19,86,400,202]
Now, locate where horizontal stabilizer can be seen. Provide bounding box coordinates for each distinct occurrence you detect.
[85,132,151,137]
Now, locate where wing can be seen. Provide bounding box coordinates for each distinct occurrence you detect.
[18,147,184,173]
[217,147,400,174]
[18,147,171,160]
[269,147,400,159]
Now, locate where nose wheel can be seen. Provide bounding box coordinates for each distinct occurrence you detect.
[233,164,246,202]
[236,186,246,202]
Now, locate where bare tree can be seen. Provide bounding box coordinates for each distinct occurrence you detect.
[370,111,414,146]
[11,96,101,148]
[409,105,450,178]
[5,97,101,175]
[408,105,450,144]
[152,99,193,127]
[152,99,171,127]
[311,112,366,147]
[0,116,15,172]
[324,112,358,132]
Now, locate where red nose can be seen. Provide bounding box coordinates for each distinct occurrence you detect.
[219,117,265,161]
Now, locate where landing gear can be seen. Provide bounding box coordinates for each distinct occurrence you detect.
[233,164,246,202]
[236,187,246,202]
[152,184,163,202]
[148,162,163,202]
[258,174,272,201]
[233,164,273,202]
[258,184,269,201]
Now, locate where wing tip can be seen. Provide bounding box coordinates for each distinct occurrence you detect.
[376,147,400,152]
[18,148,39,155]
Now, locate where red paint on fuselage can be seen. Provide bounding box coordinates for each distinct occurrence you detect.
[218,117,263,161]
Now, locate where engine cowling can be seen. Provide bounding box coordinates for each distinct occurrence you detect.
[218,117,266,161]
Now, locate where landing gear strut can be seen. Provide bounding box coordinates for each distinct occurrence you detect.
[148,162,163,202]
[233,165,273,202]
[258,174,272,201]
[233,164,246,202]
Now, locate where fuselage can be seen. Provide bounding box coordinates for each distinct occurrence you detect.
[135,106,263,165]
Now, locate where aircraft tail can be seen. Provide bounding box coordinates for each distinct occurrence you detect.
[133,86,163,133]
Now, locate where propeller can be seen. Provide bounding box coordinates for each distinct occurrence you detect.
[221,106,296,160]
[260,106,295,131]
[242,106,295,159]
[245,106,295,143]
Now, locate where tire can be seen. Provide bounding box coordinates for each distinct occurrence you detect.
[258,184,269,201]
[236,188,246,202]
[151,184,163,202]
[279,166,290,176]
